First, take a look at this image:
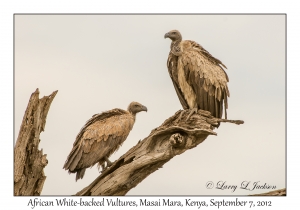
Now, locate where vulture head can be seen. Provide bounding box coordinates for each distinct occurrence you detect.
[164,30,182,41]
[127,102,147,115]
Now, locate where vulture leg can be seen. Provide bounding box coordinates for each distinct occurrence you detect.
[186,108,198,121]
[105,156,112,167]
[101,156,112,173]
[100,163,106,173]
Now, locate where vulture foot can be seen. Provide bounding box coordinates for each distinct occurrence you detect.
[177,109,188,122]
[105,156,112,167]
[100,157,112,173]
[100,163,106,173]
[186,108,198,121]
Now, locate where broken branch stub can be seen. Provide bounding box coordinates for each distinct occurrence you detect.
[76,109,243,196]
[14,89,58,196]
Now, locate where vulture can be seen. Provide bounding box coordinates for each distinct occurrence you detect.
[164,30,230,120]
[63,101,147,181]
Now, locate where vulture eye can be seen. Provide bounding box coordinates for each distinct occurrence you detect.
[135,104,138,107]
[172,32,176,34]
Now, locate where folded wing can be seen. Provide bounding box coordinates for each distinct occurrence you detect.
[179,40,230,118]
[63,108,134,181]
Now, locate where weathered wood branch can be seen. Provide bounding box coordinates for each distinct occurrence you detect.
[76,110,243,196]
[250,188,286,196]
[14,89,58,196]
[15,90,284,196]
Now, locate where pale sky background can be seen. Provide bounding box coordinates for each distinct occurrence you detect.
[14,14,285,196]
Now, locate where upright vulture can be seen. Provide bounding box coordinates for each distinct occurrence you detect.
[164,30,230,120]
[63,102,147,181]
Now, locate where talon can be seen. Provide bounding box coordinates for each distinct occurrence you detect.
[177,110,187,122]
[100,156,113,173]
[186,108,198,121]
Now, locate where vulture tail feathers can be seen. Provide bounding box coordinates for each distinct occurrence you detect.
[75,168,86,182]
[224,92,228,119]
[195,77,204,109]
[215,97,219,119]
[208,94,215,117]
[200,88,208,111]
[219,99,224,119]
[69,147,83,171]
[63,144,82,172]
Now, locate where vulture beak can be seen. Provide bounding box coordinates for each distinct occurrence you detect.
[164,32,169,39]
[141,105,148,112]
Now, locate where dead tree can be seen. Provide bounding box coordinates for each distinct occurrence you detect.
[76,110,243,196]
[22,89,287,197]
[15,89,285,196]
[14,89,58,196]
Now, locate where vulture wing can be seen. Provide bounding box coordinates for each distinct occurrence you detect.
[63,108,134,181]
[167,51,189,109]
[179,40,230,118]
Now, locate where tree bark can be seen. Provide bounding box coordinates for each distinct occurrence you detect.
[76,109,243,196]
[15,89,284,196]
[14,89,58,196]
[250,188,286,196]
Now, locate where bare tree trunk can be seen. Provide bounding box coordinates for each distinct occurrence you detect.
[76,109,243,196]
[14,89,58,196]
[15,89,284,196]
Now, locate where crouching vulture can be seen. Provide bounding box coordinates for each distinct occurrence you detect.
[63,102,147,181]
[164,30,230,120]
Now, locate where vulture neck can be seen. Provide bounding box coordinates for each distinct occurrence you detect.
[171,39,181,48]
[171,39,182,56]
[128,110,137,121]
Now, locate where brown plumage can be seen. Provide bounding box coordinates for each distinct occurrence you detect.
[63,102,147,181]
[164,30,230,119]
